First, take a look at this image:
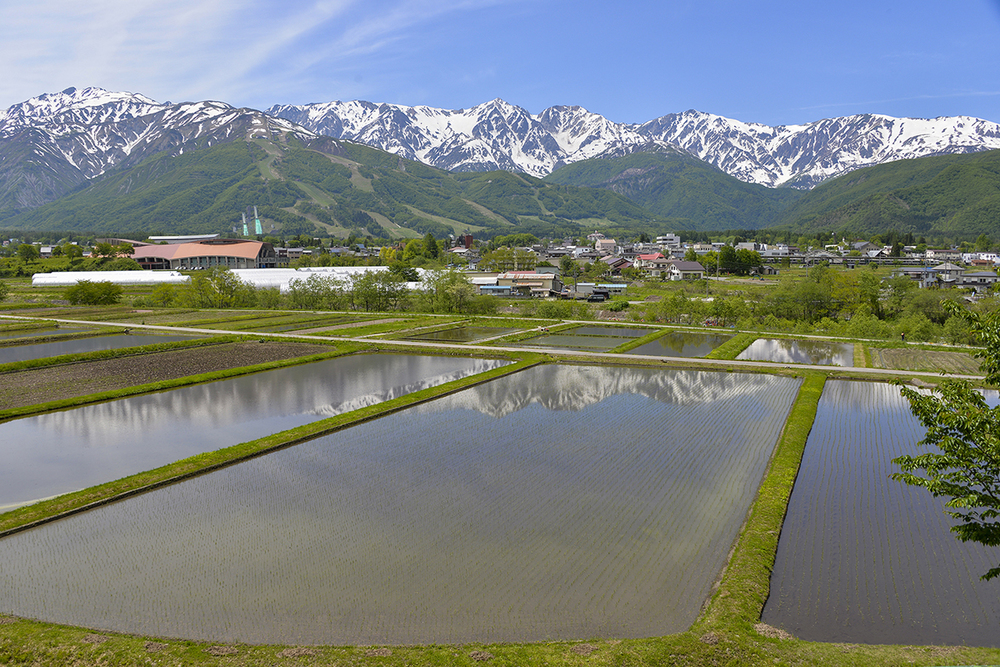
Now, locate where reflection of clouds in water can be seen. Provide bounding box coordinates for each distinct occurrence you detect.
[0,365,802,645]
[737,339,854,366]
[416,365,790,418]
[32,356,505,441]
[825,379,999,411]
[308,359,507,416]
[0,355,505,506]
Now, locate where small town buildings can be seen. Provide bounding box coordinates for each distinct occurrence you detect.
[667,261,706,281]
[963,271,998,293]
[495,271,564,297]
[594,238,617,255]
[632,252,666,271]
[932,262,965,286]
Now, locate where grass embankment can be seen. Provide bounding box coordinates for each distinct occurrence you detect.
[705,331,756,359]
[854,341,867,368]
[608,326,671,354]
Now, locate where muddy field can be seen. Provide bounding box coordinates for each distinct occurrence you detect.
[0,341,333,411]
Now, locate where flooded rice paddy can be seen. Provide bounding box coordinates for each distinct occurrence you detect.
[0,328,89,341]
[735,338,854,366]
[762,380,1000,647]
[404,326,521,343]
[0,366,801,645]
[0,333,194,364]
[628,331,732,358]
[0,354,503,509]
[505,325,653,351]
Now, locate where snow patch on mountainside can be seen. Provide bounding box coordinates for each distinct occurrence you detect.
[269,100,1000,188]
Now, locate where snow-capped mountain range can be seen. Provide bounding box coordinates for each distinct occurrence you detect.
[0,87,314,209]
[3,86,1000,214]
[268,98,1000,188]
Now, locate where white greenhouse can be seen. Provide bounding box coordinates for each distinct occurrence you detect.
[32,271,191,287]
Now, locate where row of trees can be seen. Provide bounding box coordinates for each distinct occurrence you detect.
[135,267,497,316]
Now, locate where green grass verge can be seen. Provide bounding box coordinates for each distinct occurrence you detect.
[0,328,117,349]
[705,331,757,359]
[608,326,670,354]
[854,342,867,368]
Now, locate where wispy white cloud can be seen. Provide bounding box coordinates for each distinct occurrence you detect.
[0,0,528,108]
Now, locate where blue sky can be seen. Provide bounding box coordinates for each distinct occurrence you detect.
[2,0,1000,126]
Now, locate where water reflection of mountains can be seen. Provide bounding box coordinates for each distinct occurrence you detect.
[32,356,507,439]
[419,365,791,418]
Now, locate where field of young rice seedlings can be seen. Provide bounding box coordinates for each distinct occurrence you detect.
[0,354,504,510]
[762,380,1000,647]
[0,365,801,646]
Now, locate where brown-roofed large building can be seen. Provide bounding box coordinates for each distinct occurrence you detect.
[130,238,279,270]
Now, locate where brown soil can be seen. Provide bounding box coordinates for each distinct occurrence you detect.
[0,341,333,411]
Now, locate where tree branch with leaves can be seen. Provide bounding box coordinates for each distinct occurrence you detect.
[892,302,1000,579]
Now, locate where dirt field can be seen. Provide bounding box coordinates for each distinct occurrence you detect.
[0,341,333,411]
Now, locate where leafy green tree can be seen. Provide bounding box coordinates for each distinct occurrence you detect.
[17,244,40,263]
[402,239,423,261]
[93,242,116,257]
[178,267,257,308]
[893,302,1000,580]
[287,274,347,310]
[423,232,440,259]
[0,281,10,302]
[148,284,176,307]
[64,280,124,305]
[348,271,407,312]
[421,269,476,313]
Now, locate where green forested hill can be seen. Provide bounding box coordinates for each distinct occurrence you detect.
[773,149,1000,238]
[0,135,671,240]
[544,150,804,230]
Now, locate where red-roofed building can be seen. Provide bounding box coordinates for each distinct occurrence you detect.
[130,239,278,270]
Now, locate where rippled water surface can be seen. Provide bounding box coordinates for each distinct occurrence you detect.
[0,366,801,645]
[762,380,1000,647]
